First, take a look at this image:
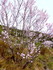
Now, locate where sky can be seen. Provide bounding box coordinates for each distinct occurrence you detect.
[0,0,53,24]
[6,0,53,23]
[0,0,53,33]
[36,0,53,23]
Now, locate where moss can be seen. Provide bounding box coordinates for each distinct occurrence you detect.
[35,42,42,48]
[0,25,3,34]
[47,62,53,70]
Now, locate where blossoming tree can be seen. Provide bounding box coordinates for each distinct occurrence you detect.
[0,0,53,70]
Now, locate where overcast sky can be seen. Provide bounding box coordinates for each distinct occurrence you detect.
[36,0,53,23]
[10,0,53,23]
[1,0,53,23]
[0,0,53,33]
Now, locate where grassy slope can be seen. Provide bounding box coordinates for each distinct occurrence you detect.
[0,25,53,70]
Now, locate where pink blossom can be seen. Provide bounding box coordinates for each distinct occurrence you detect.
[2,0,7,5]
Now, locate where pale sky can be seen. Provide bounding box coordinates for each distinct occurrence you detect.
[1,0,53,23]
[0,0,53,33]
[36,0,53,23]
[0,0,53,23]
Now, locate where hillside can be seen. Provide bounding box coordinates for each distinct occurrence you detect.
[0,25,53,70]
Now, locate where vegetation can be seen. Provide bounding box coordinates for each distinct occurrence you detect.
[0,0,53,70]
[0,25,53,70]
